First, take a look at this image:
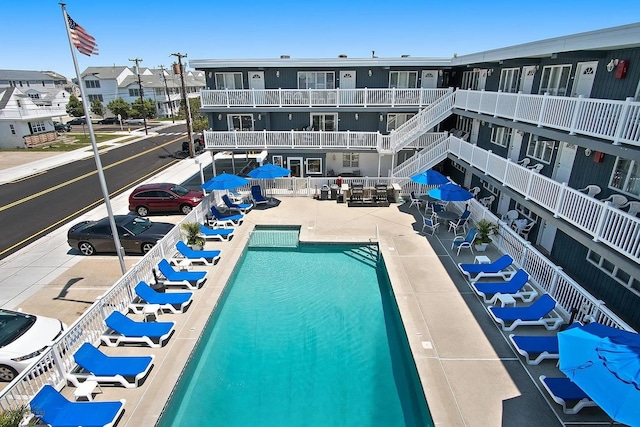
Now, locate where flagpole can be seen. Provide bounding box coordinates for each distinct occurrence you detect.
[60,2,127,274]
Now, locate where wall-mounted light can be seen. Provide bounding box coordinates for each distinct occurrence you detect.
[368,69,372,77]
[438,70,443,77]
[535,65,540,71]
[288,113,292,120]
[487,69,493,77]
[217,114,222,120]
[379,114,384,122]
[258,113,262,120]
[606,59,619,72]
[355,113,359,120]
[516,130,525,136]
[276,70,280,78]
[208,71,212,78]
[584,148,592,157]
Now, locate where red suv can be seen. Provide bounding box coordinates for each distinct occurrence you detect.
[128,183,203,216]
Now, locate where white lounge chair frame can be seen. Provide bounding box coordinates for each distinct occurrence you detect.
[66,354,155,389]
[539,375,597,415]
[508,334,559,365]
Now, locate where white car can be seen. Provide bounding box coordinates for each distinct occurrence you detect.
[123,118,145,125]
[0,308,65,382]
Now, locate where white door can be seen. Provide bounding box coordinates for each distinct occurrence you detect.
[421,70,438,88]
[249,71,265,104]
[477,69,487,90]
[571,61,598,97]
[553,142,577,184]
[521,66,537,94]
[288,157,303,177]
[340,71,356,89]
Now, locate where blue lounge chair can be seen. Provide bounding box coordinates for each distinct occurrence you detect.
[67,342,155,388]
[509,334,559,365]
[199,224,235,242]
[101,311,175,348]
[129,281,193,314]
[251,185,268,206]
[457,254,516,282]
[539,375,597,414]
[209,206,244,227]
[488,294,564,331]
[30,384,125,427]
[222,194,253,214]
[157,259,207,289]
[472,269,538,303]
[172,240,221,266]
[451,228,477,255]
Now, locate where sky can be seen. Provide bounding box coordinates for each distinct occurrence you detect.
[2,0,639,79]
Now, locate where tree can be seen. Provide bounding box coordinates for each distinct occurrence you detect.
[131,98,156,119]
[107,98,131,119]
[178,97,207,133]
[66,94,83,117]
[90,99,105,117]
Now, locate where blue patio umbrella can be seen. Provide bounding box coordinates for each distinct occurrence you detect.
[201,172,249,191]
[427,183,473,202]
[247,163,291,179]
[558,322,640,426]
[410,169,449,186]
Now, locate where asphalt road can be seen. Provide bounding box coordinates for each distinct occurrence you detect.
[0,125,192,259]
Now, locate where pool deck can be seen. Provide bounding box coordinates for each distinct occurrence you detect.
[10,196,614,427]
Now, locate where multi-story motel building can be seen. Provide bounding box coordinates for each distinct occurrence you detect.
[191,23,640,328]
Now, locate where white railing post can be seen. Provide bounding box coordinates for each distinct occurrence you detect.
[494,90,501,117]
[346,130,350,149]
[278,88,282,107]
[548,265,563,296]
[503,158,512,183]
[513,91,522,122]
[554,182,568,218]
[592,201,613,242]
[391,87,396,107]
[568,95,584,135]
[226,88,230,108]
[364,87,368,107]
[484,149,492,174]
[419,88,424,107]
[251,88,256,107]
[464,88,469,110]
[479,89,485,114]
[612,97,634,145]
[537,92,549,127]
[290,129,295,148]
[525,170,534,200]
[263,129,268,148]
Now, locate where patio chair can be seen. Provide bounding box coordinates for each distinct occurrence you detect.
[222,194,253,214]
[457,254,516,282]
[451,228,477,256]
[199,224,235,242]
[488,294,564,331]
[229,189,245,203]
[129,281,193,314]
[209,206,244,226]
[250,185,268,206]
[448,210,471,235]
[157,259,207,289]
[29,385,125,427]
[472,269,538,303]
[528,163,544,172]
[171,241,220,266]
[409,192,422,209]
[517,221,536,240]
[421,214,440,236]
[501,209,519,227]
[66,342,155,388]
[622,200,640,216]
[601,194,628,208]
[101,311,175,348]
[539,376,597,414]
[577,184,601,198]
[469,187,480,198]
[479,195,495,208]
[509,334,559,365]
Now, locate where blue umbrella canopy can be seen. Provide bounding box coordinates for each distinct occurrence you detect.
[410,170,449,186]
[201,173,249,191]
[427,183,473,201]
[247,163,290,179]
[559,322,640,426]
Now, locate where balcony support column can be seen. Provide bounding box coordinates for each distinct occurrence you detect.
[537,92,549,127]
[613,97,634,146]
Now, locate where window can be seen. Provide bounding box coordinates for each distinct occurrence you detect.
[498,68,520,93]
[311,113,336,131]
[30,121,46,133]
[539,65,572,96]
[88,94,103,102]
[610,157,640,197]
[272,155,283,167]
[215,72,243,90]
[389,71,417,88]
[297,71,335,89]
[28,93,40,99]
[586,250,640,295]
[228,114,253,131]
[456,116,472,135]
[461,70,481,90]
[514,202,539,222]
[482,181,500,196]
[526,135,555,163]
[85,80,100,89]
[490,127,513,147]
[129,88,140,97]
[306,158,322,174]
[386,113,416,132]
[9,124,15,135]
[342,153,359,168]
[453,162,466,173]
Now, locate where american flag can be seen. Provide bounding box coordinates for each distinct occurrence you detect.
[67,14,98,56]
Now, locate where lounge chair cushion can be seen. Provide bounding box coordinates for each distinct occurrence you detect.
[74,342,153,378]
[105,311,173,339]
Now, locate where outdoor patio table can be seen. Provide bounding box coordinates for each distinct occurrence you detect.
[436,211,459,222]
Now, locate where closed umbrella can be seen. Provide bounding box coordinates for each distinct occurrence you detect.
[427,183,473,202]
[201,173,249,191]
[247,163,291,198]
[410,169,448,186]
[558,322,640,426]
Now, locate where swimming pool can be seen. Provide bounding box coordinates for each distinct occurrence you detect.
[158,240,433,426]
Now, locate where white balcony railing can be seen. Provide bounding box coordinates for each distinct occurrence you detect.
[200,88,450,108]
[455,90,640,147]
[0,107,67,119]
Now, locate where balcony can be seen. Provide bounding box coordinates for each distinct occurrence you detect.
[0,106,67,120]
[200,88,450,109]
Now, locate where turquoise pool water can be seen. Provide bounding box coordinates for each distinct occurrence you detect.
[158,243,433,426]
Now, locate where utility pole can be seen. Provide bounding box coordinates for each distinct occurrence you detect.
[171,52,194,158]
[158,65,175,123]
[128,58,148,135]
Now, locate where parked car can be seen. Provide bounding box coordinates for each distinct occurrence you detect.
[129,183,203,216]
[53,121,71,132]
[68,117,87,125]
[0,308,65,382]
[67,215,174,256]
[98,117,119,125]
[181,138,204,154]
[123,118,145,125]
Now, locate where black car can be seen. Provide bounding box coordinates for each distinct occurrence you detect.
[53,121,71,132]
[98,117,119,125]
[68,117,87,125]
[181,138,204,154]
[67,215,174,256]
